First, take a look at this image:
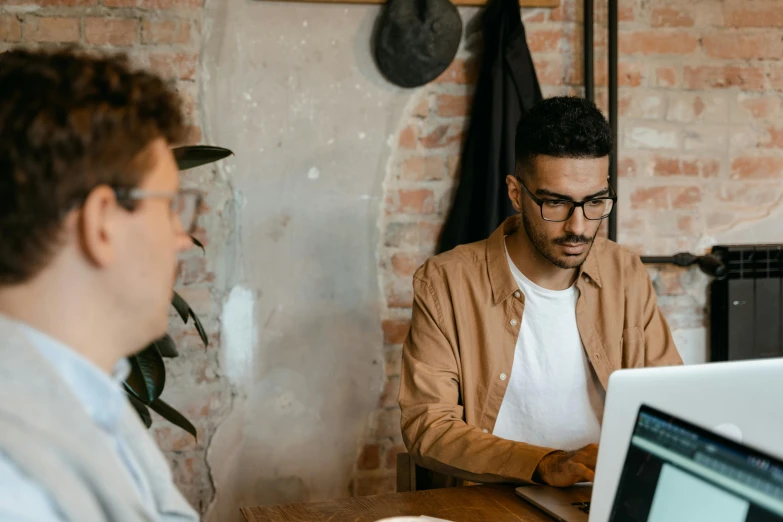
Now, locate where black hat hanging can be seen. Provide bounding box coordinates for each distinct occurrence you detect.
[373,0,463,88]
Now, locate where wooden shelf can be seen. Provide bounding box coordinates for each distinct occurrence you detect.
[267,0,558,6]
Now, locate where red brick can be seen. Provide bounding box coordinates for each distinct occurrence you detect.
[383,221,441,249]
[731,157,783,179]
[769,65,783,92]
[26,16,80,43]
[725,4,783,28]
[6,0,94,5]
[176,256,214,285]
[671,187,702,209]
[385,444,407,469]
[760,126,783,149]
[398,126,418,149]
[684,66,766,91]
[399,156,444,182]
[620,30,699,55]
[618,157,637,178]
[532,56,564,86]
[85,18,139,46]
[630,187,669,210]
[391,252,428,278]
[655,67,678,88]
[141,18,192,44]
[380,376,400,408]
[715,182,783,207]
[654,268,688,296]
[597,59,644,88]
[419,124,463,149]
[149,52,198,81]
[434,59,478,85]
[526,27,562,53]
[103,0,200,8]
[357,444,381,470]
[435,94,472,118]
[702,32,783,60]
[522,10,547,23]
[381,319,410,345]
[384,346,402,377]
[651,7,694,27]
[354,474,396,497]
[386,189,435,215]
[0,16,22,42]
[735,96,782,120]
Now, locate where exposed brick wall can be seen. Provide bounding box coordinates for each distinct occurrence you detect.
[0,0,232,514]
[359,0,783,496]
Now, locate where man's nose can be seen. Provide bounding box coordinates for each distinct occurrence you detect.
[564,206,588,237]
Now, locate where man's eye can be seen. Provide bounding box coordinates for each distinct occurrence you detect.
[544,200,567,208]
[586,199,604,207]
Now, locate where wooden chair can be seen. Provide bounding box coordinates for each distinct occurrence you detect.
[396,453,461,492]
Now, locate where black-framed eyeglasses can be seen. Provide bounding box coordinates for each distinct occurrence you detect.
[114,188,202,234]
[518,180,617,222]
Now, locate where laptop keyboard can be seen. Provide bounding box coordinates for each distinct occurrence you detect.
[571,501,591,514]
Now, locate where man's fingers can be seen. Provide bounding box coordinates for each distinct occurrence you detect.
[569,463,595,483]
[573,444,598,469]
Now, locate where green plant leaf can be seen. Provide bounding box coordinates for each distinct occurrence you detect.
[125,346,166,405]
[153,334,178,358]
[190,308,208,348]
[127,393,153,428]
[172,145,233,172]
[150,398,197,439]
[171,291,189,324]
[191,235,205,252]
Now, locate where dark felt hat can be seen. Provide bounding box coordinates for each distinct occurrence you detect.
[373,0,463,88]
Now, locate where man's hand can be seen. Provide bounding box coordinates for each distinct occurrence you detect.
[533,444,598,487]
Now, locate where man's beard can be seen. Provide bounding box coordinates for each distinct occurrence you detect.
[521,211,598,270]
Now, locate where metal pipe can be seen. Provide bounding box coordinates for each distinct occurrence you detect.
[608,0,618,242]
[584,0,594,103]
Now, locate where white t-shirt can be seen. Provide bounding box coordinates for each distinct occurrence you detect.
[492,241,605,451]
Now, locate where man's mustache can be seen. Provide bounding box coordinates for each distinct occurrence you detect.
[553,235,593,245]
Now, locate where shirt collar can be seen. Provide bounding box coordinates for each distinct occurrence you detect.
[486,215,603,304]
[14,320,130,435]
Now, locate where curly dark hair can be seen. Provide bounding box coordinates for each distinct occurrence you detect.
[0,48,187,284]
[515,96,612,178]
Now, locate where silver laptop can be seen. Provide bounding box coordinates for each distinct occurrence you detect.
[515,357,783,521]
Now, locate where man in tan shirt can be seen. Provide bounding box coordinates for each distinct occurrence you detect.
[399,96,682,488]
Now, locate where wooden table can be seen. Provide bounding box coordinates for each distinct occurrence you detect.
[241,484,588,521]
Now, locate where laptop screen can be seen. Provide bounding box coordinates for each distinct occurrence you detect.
[609,405,783,522]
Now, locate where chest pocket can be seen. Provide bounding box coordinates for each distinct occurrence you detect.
[621,326,645,368]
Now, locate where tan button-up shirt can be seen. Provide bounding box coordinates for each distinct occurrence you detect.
[398,216,682,485]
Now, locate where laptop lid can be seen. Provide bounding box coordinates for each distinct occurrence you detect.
[590,358,783,522]
[608,404,783,522]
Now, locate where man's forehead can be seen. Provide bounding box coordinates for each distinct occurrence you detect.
[529,155,609,194]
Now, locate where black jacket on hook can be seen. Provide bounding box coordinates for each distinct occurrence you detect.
[437,0,542,254]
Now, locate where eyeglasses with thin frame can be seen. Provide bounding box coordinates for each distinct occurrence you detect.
[518,179,617,222]
[114,188,202,234]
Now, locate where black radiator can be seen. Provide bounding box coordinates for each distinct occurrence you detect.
[709,244,783,362]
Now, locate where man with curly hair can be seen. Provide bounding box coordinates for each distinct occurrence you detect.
[0,49,199,521]
[399,96,683,488]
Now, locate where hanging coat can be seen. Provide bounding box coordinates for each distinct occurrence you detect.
[437,0,542,254]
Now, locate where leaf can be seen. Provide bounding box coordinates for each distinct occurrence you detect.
[125,347,166,405]
[150,398,197,440]
[191,235,205,252]
[127,393,153,428]
[172,145,233,172]
[153,334,178,358]
[171,291,189,324]
[190,308,209,348]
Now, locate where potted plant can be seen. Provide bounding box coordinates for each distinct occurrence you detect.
[124,145,233,438]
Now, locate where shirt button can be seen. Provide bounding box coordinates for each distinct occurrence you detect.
[514,291,521,298]
[482,429,489,433]
[500,373,507,381]
[510,319,518,326]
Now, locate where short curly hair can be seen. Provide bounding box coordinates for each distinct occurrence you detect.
[0,48,187,284]
[515,96,612,178]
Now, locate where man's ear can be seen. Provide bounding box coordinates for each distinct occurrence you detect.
[77,185,120,268]
[506,174,523,213]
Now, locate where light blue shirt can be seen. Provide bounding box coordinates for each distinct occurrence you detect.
[0,322,157,520]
